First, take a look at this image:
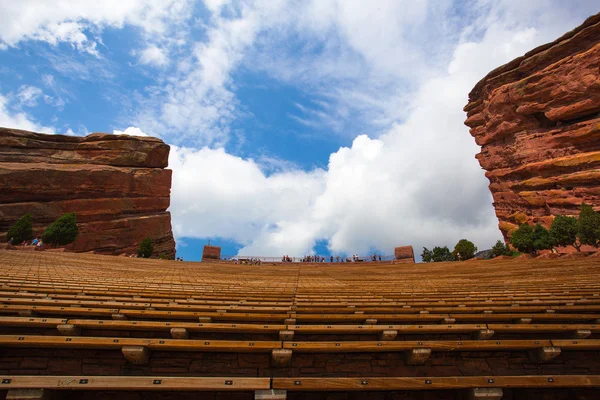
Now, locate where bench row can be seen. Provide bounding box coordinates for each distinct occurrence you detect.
[0,375,599,392]
[0,334,598,365]
[0,317,596,340]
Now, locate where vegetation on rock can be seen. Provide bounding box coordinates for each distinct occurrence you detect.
[138,237,154,258]
[510,224,535,254]
[549,215,579,251]
[6,213,33,244]
[577,203,600,248]
[41,213,79,246]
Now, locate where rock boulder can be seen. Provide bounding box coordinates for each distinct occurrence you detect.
[464,13,600,241]
[0,128,176,257]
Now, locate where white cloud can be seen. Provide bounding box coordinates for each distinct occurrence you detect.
[0,0,193,55]
[133,3,265,146]
[138,45,169,67]
[167,1,600,258]
[0,94,53,133]
[16,85,43,107]
[169,145,326,255]
[113,126,149,137]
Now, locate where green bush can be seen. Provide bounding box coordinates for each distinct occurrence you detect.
[138,237,153,258]
[532,223,553,252]
[452,239,477,260]
[158,253,168,260]
[510,224,535,254]
[550,215,579,251]
[421,247,433,262]
[510,223,553,254]
[41,213,78,246]
[490,240,510,258]
[421,246,455,262]
[578,203,600,248]
[6,213,33,244]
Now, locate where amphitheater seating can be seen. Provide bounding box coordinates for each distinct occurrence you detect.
[0,250,600,399]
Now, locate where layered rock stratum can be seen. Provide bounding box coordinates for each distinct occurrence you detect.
[464,13,600,241]
[0,127,176,257]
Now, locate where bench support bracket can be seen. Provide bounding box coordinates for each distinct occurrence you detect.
[122,345,150,365]
[405,348,431,365]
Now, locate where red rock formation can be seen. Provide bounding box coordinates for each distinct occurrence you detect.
[202,245,221,261]
[394,246,415,263]
[0,128,176,257]
[464,13,600,241]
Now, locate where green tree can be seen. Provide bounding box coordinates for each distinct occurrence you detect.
[577,203,600,248]
[6,213,34,244]
[41,213,79,246]
[421,247,433,263]
[532,223,553,252]
[138,237,153,258]
[490,240,510,258]
[452,239,477,260]
[550,215,580,251]
[432,246,455,262]
[510,224,535,254]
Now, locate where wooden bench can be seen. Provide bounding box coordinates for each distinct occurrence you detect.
[0,334,284,365]
[273,375,600,390]
[0,375,270,390]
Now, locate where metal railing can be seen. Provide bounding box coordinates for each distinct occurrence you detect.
[219,255,397,263]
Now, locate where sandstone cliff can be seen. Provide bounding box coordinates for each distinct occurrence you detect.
[464,13,600,241]
[0,127,176,257]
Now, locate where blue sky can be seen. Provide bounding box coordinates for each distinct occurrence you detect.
[1,0,598,261]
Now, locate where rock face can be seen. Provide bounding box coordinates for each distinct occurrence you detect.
[0,128,176,257]
[394,246,415,263]
[464,13,600,241]
[202,245,221,261]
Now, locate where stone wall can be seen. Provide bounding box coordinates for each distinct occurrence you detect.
[464,13,600,241]
[0,128,176,257]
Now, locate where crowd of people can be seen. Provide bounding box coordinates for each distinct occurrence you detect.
[290,253,384,263]
[234,258,262,265]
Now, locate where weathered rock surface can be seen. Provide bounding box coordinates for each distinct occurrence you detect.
[464,13,600,241]
[394,246,415,263]
[202,245,221,261]
[0,128,176,257]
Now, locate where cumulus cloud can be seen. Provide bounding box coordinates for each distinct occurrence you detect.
[0,94,53,133]
[166,0,600,258]
[137,45,169,67]
[113,126,149,137]
[169,145,326,255]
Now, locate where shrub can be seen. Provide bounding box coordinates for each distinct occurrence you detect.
[490,240,510,258]
[6,213,33,244]
[158,253,168,260]
[422,246,455,262]
[532,223,553,252]
[577,203,600,248]
[510,224,535,254]
[138,237,153,258]
[41,213,78,246]
[421,247,433,262]
[550,215,579,251]
[452,239,477,260]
